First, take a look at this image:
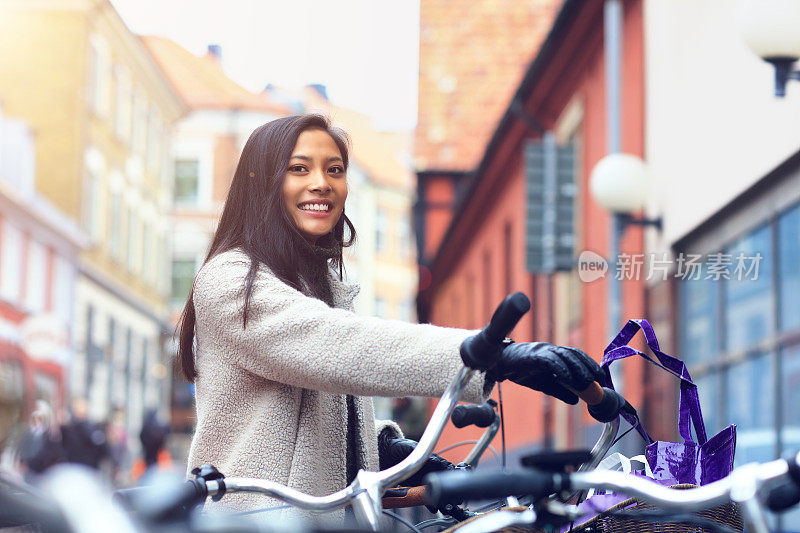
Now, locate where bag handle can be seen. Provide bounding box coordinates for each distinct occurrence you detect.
[586,453,654,497]
[601,319,708,445]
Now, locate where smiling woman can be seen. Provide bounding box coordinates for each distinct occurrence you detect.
[174,114,600,521]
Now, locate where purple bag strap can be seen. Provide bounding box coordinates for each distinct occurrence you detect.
[601,319,708,445]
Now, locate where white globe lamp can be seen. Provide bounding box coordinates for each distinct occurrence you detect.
[589,153,648,214]
[739,0,800,97]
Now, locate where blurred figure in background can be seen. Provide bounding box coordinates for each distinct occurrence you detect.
[18,400,64,481]
[131,409,172,480]
[105,407,129,486]
[60,397,108,470]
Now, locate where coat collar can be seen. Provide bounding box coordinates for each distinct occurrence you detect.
[328,269,360,310]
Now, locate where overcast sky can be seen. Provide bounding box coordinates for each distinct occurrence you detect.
[110,0,420,131]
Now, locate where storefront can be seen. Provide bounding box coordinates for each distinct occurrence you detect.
[675,149,800,529]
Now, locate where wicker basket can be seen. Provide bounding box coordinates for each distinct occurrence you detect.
[567,484,743,533]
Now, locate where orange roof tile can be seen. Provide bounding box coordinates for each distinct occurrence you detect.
[415,0,562,172]
[140,36,291,114]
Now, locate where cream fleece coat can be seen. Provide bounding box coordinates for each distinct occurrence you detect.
[187,250,491,516]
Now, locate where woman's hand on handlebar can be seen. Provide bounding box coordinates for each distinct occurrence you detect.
[486,342,604,405]
[378,432,455,487]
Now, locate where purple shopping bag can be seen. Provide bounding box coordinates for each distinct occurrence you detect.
[601,319,736,486]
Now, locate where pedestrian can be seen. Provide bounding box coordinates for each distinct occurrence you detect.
[18,400,64,480]
[105,407,129,486]
[140,410,170,469]
[60,397,108,470]
[176,114,603,518]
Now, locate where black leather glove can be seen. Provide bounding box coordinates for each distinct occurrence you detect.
[378,431,454,487]
[486,342,603,405]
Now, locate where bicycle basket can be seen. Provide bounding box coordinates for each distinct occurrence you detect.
[567,484,743,533]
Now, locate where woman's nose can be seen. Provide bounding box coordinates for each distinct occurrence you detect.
[308,170,332,192]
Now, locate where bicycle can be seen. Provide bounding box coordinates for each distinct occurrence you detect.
[3,292,629,532]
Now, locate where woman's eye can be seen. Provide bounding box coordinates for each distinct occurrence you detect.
[288,165,307,173]
[328,166,345,175]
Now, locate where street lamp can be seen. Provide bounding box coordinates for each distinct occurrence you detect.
[739,0,800,97]
[589,152,658,398]
[590,153,661,232]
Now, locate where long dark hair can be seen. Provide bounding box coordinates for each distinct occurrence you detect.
[177,114,356,381]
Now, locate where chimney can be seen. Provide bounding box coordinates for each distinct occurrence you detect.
[307,84,328,100]
[207,44,222,61]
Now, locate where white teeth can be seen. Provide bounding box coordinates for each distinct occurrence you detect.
[300,203,329,212]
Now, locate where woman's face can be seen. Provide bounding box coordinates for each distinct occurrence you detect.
[282,128,348,243]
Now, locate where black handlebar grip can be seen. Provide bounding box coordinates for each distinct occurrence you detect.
[460,292,531,370]
[766,478,800,513]
[424,469,561,506]
[485,292,531,343]
[587,387,633,423]
[451,401,498,428]
[114,479,208,522]
[789,450,800,489]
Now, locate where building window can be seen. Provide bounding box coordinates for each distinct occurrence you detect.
[174,159,200,204]
[113,65,132,141]
[171,258,197,303]
[679,201,800,470]
[126,208,137,272]
[131,92,147,155]
[88,34,110,117]
[376,208,387,253]
[141,221,153,283]
[398,217,412,261]
[53,255,73,325]
[109,190,122,258]
[25,240,47,313]
[778,205,800,332]
[0,220,22,304]
[724,225,773,353]
[83,169,102,242]
[146,108,162,173]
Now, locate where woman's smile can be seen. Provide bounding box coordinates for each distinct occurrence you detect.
[296,200,334,216]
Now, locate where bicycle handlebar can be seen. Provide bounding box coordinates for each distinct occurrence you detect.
[425,451,800,521]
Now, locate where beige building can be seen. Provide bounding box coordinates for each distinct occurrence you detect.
[0,0,184,435]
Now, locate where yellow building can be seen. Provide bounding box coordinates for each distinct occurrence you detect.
[0,0,184,435]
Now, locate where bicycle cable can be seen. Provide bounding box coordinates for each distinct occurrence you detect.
[413,517,457,530]
[498,382,507,470]
[434,441,501,461]
[230,504,295,516]
[383,509,424,533]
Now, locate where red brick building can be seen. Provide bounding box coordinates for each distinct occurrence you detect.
[415,0,656,459]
